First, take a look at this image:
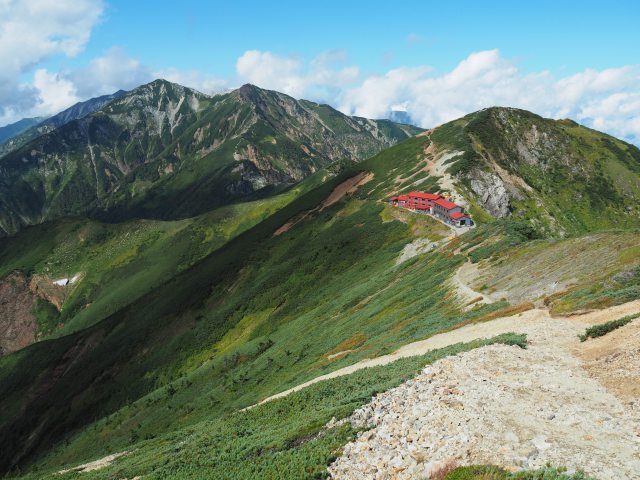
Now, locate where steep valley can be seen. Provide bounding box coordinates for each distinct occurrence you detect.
[0,90,638,479]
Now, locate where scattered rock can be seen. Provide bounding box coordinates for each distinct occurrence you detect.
[329,341,640,480]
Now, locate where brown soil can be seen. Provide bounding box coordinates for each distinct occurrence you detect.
[321,172,373,210]
[29,274,67,310]
[273,172,373,236]
[0,272,38,355]
[574,316,640,402]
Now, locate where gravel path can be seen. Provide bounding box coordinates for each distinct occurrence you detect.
[450,260,495,307]
[328,302,640,480]
[246,308,549,409]
[248,302,640,409]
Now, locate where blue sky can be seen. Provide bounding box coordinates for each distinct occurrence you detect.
[2,0,639,143]
[48,0,639,77]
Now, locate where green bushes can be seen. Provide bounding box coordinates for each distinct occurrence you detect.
[447,151,478,176]
[466,220,541,264]
[43,334,526,480]
[578,312,640,341]
[442,465,593,480]
[32,298,59,336]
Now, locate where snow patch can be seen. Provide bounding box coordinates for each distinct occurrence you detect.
[52,274,81,287]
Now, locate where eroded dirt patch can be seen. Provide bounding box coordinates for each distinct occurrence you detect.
[0,272,38,355]
[575,316,640,404]
[273,172,373,236]
[29,274,74,310]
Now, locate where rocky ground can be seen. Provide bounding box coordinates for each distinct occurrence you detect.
[0,272,37,354]
[328,304,640,480]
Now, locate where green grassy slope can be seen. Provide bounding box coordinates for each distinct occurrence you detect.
[431,108,640,236]
[1,113,638,477]
[0,167,333,338]
[0,137,505,474]
[24,334,526,479]
[456,226,640,311]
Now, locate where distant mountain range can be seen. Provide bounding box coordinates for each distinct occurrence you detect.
[0,117,47,144]
[0,90,126,158]
[0,80,419,235]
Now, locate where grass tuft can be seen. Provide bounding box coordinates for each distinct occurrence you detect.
[443,465,593,480]
[578,312,640,341]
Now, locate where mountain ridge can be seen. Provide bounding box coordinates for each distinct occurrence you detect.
[0,88,638,477]
[0,79,419,236]
[0,90,127,157]
[426,106,640,236]
[0,117,47,145]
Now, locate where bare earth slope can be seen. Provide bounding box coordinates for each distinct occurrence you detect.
[0,272,38,354]
[328,302,640,480]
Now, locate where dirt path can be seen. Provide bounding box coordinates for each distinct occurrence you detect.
[450,260,495,308]
[58,452,128,474]
[247,300,640,409]
[330,321,640,479]
[574,313,640,404]
[424,141,468,209]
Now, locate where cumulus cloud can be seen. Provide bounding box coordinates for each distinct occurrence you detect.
[5,47,154,122]
[156,68,229,94]
[69,47,153,98]
[337,50,640,145]
[231,49,640,145]
[31,69,79,114]
[236,49,359,100]
[2,39,639,147]
[0,0,104,120]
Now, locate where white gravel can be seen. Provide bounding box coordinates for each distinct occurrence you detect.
[328,315,640,480]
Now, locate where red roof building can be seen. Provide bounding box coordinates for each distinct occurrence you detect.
[389,190,473,227]
[408,192,442,201]
[433,198,459,210]
[407,191,442,211]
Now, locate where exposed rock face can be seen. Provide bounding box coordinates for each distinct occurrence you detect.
[468,169,513,217]
[329,341,640,480]
[0,272,37,355]
[430,107,640,235]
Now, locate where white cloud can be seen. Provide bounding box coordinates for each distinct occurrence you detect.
[336,49,640,145]
[236,49,359,100]
[155,68,229,94]
[0,0,104,119]
[2,41,639,147]
[69,47,153,98]
[339,67,430,119]
[32,69,79,114]
[6,47,153,121]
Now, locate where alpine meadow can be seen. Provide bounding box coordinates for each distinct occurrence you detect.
[0,1,639,479]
